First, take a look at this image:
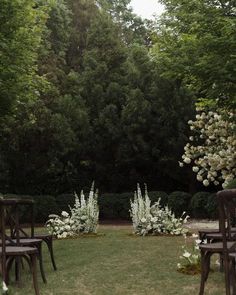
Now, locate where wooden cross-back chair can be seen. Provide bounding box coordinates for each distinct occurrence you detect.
[7,199,57,272]
[11,200,57,272]
[198,189,236,295]
[218,189,236,295]
[2,199,47,283]
[0,199,40,295]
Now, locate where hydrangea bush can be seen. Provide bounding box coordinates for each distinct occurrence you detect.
[130,184,189,236]
[180,108,236,188]
[46,183,99,238]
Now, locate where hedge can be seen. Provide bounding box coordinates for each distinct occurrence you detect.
[1,190,219,223]
[168,191,192,217]
[190,192,212,218]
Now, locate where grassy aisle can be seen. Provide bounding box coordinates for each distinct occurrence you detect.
[9,226,224,295]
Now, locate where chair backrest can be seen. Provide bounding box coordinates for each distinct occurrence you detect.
[217,189,236,295]
[218,189,236,246]
[4,199,35,239]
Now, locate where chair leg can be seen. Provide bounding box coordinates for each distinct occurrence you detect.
[199,250,206,295]
[36,243,47,284]
[230,258,236,295]
[45,236,57,271]
[30,254,40,295]
[15,256,22,286]
[6,256,15,285]
[220,253,224,272]
[224,256,231,295]
[199,251,211,295]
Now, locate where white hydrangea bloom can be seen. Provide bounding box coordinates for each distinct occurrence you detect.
[181,108,236,187]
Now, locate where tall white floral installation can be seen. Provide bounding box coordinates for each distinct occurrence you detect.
[46,182,99,238]
[70,186,99,234]
[130,184,189,236]
[179,108,236,188]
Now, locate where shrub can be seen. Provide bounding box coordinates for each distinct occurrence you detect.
[225,179,236,189]
[130,184,189,236]
[33,195,58,223]
[190,192,211,218]
[148,191,169,207]
[180,108,236,188]
[56,193,74,212]
[168,191,192,217]
[205,193,218,219]
[98,193,130,220]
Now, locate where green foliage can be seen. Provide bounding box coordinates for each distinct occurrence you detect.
[190,192,211,218]
[168,191,192,217]
[205,193,218,219]
[0,0,49,114]
[56,193,75,212]
[0,98,85,194]
[148,191,169,207]
[2,0,226,195]
[225,179,236,189]
[1,190,220,223]
[156,0,236,108]
[98,0,152,45]
[33,195,58,223]
[99,193,132,219]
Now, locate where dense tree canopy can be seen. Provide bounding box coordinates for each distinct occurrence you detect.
[0,0,234,194]
[156,0,236,108]
[0,0,48,114]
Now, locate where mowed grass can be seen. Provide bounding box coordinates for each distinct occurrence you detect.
[9,225,225,295]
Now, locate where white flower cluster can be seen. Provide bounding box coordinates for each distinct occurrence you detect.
[2,281,8,293]
[180,108,236,188]
[177,233,205,271]
[130,184,189,236]
[46,183,99,238]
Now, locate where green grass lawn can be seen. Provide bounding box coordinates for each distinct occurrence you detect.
[9,225,225,295]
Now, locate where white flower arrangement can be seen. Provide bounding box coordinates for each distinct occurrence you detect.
[177,234,204,275]
[46,182,99,238]
[180,108,236,188]
[130,184,189,236]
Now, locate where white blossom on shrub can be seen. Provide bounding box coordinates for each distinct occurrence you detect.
[46,183,99,238]
[130,184,189,236]
[180,108,236,188]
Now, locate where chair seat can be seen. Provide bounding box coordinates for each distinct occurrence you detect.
[33,233,52,239]
[200,241,235,252]
[11,238,42,245]
[199,228,220,234]
[206,232,236,240]
[229,253,236,260]
[0,246,38,255]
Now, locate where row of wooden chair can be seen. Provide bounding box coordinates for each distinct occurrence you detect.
[198,189,236,295]
[0,198,57,295]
